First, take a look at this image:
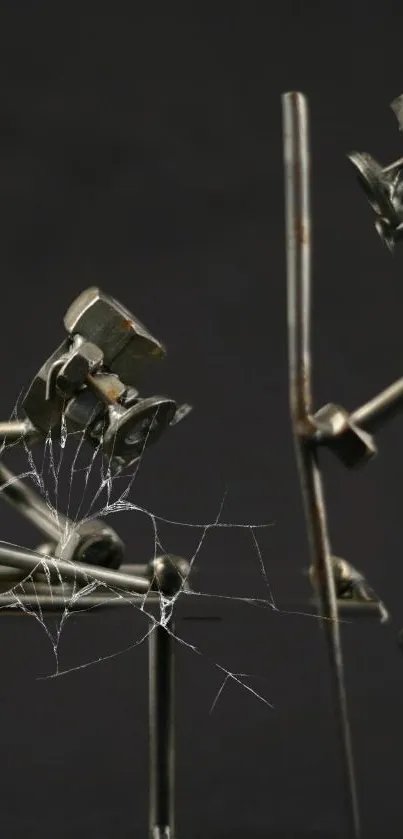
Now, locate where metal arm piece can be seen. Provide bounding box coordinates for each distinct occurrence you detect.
[0,287,192,573]
[282,91,361,839]
[348,93,403,252]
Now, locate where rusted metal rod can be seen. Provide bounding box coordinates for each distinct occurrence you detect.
[282,91,360,838]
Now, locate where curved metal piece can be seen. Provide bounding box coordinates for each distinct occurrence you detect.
[282,91,361,838]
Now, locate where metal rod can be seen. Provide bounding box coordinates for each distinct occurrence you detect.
[0,592,161,611]
[283,91,360,838]
[0,462,68,542]
[0,543,150,594]
[0,589,383,614]
[149,621,175,839]
[0,420,39,445]
[351,376,403,434]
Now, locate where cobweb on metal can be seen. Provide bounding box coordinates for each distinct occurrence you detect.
[0,392,318,713]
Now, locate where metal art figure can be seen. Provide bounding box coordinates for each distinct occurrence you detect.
[0,287,192,839]
[282,90,403,839]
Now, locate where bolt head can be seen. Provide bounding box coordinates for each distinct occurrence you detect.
[64,288,165,386]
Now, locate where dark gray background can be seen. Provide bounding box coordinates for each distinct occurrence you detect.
[0,2,402,837]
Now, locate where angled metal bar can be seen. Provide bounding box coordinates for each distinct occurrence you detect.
[282,91,360,838]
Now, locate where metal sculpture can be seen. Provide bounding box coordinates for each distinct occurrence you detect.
[282,90,403,838]
[0,287,192,839]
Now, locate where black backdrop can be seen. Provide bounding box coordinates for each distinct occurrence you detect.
[0,2,402,837]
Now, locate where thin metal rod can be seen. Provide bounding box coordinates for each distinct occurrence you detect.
[0,589,382,614]
[0,462,68,542]
[0,543,150,594]
[149,621,175,839]
[283,91,360,838]
[0,592,161,611]
[0,420,39,445]
[351,376,403,434]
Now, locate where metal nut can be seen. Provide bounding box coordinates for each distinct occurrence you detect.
[54,519,125,569]
[56,341,104,398]
[313,403,377,468]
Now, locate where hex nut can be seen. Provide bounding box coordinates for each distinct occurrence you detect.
[56,341,104,397]
[313,403,377,468]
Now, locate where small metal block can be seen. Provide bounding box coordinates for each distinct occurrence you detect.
[56,342,103,397]
[64,287,165,386]
[313,403,377,468]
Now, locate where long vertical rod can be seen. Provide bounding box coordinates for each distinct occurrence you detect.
[149,621,175,839]
[282,91,360,838]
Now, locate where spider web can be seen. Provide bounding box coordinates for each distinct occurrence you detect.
[0,391,320,713]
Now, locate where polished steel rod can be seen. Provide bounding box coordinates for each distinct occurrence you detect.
[0,543,150,594]
[0,420,39,445]
[351,376,403,434]
[149,621,175,839]
[283,90,360,838]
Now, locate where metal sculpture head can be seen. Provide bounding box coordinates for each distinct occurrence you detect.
[22,287,190,472]
[348,94,403,251]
